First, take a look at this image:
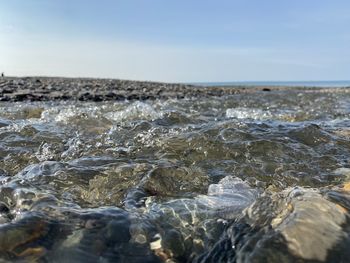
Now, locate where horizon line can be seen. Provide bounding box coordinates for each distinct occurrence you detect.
[2,74,350,85]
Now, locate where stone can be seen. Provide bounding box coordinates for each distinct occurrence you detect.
[142,165,208,197]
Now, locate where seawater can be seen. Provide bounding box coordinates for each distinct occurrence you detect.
[193,80,350,87]
[0,90,350,262]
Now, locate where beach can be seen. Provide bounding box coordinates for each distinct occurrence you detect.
[1,77,349,102]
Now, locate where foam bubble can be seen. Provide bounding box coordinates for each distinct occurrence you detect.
[105,102,162,122]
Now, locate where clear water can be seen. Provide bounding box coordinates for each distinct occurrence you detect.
[1,90,350,262]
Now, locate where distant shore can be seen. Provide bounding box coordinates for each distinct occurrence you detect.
[0,76,349,102]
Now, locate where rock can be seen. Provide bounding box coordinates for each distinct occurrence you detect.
[288,124,331,146]
[0,213,62,261]
[272,188,346,261]
[142,165,208,197]
[239,186,349,262]
[0,119,10,128]
[81,163,151,207]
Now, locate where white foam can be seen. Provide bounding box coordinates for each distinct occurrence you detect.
[105,102,162,122]
[226,107,272,120]
[197,176,258,210]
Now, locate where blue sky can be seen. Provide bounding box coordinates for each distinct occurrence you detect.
[0,0,349,82]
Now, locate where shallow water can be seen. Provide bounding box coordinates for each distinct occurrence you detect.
[1,90,350,262]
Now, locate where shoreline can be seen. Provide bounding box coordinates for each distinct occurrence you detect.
[0,76,349,102]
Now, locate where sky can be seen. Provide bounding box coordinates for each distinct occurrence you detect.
[0,0,350,82]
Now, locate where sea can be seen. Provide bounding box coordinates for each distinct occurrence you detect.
[192,80,350,87]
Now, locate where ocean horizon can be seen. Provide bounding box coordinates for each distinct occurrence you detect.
[192,80,350,87]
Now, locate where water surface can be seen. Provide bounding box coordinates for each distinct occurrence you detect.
[1,90,350,262]
[194,80,350,87]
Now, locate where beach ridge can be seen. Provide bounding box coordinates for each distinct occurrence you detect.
[0,76,349,102]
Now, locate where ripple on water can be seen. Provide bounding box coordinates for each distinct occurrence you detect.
[0,92,350,262]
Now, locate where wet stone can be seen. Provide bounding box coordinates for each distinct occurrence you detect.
[81,163,151,207]
[274,189,346,261]
[288,124,332,147]
[142,165,209,197]
[219,186,350,262]
[0,119,10,128]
